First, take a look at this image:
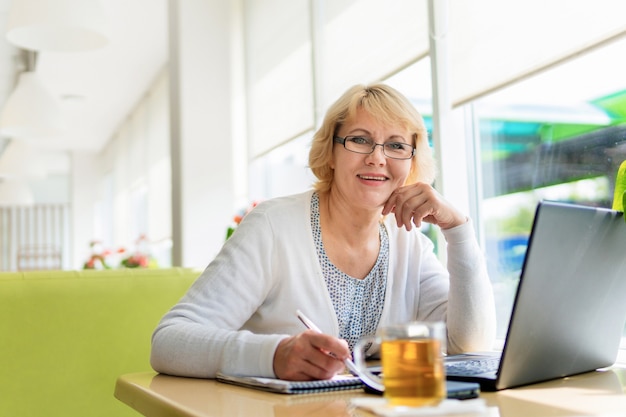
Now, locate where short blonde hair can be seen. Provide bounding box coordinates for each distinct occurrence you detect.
[309,83,436,193]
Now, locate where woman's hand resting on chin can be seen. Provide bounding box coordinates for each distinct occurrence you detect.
[382,183,467,231]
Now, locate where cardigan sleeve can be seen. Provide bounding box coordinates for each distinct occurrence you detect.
[382,217,495,354]
[150,203,289,378]
[441,220,497,353]
[150,191,334,379]
[388,218,497,354]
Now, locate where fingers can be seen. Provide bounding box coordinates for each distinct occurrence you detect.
[273,331,349,381]
[382,183,430,230]
[382,183,465,230]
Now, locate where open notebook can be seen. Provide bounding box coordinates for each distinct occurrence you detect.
[216,372,363,394]
[446,201,626,391]
[216,372,480,398]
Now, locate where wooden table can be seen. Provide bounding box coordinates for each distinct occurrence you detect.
[115,367,626,417]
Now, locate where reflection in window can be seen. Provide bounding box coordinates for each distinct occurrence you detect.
[477,39,626,338]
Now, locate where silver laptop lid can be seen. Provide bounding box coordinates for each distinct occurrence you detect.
[497,201,626,390]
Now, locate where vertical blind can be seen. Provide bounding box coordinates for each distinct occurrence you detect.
[320,0,429,110]
[244,0,314,157]
[449,0,626,105]
[244,0,429,158]
[243,0,626,157]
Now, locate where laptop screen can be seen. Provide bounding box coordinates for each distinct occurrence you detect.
[496,201,626,390]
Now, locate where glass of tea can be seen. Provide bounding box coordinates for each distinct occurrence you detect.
[353,321,446,407]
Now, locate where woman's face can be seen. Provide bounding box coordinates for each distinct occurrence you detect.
[330,107,413,209]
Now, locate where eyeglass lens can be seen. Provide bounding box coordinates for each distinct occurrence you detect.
[344,136,413,159]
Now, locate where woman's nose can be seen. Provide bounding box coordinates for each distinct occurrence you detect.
[366,144,386,164]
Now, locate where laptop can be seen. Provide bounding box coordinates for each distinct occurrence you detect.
[445,200,626,391]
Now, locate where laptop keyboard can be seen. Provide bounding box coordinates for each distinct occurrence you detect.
[445,357,501,376]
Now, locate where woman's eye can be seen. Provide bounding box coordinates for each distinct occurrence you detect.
[387,142,405,150]
[350,136,370,145]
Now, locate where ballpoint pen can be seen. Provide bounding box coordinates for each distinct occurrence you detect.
[295,309,361,376]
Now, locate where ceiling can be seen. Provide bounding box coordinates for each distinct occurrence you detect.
[0,0,168,170]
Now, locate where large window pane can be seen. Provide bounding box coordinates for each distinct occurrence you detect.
[476,38,626,339]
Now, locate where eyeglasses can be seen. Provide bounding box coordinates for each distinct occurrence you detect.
[333,136,415,160]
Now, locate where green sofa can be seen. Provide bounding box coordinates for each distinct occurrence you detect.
[0,267,201,417]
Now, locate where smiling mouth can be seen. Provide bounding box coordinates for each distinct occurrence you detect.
[358,175,388,181]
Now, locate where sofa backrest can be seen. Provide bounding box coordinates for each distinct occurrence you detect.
[0,267,200,417]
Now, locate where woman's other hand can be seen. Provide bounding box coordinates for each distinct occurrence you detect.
[273,330,350,380]
[382,182,466,231]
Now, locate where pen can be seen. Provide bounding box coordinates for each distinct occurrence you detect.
[295,309,361,376]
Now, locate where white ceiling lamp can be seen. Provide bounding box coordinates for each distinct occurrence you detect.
[5,0,109,52]
[0,178,35,206]
[0,140,46,179]
[0,70,64,138]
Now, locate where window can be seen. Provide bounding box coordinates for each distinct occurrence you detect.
[475,38,626,339]
[248,133,315,201]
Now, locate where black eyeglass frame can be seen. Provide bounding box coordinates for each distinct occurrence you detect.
[333,136,415,160]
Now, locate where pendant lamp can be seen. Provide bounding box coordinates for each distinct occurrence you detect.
[6,0,109,52]
[0,140,46,179]
[0,71,64,138]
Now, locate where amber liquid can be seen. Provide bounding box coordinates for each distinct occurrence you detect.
[380,339,445,407]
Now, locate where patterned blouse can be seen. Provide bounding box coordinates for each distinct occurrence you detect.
[310,192,388,351]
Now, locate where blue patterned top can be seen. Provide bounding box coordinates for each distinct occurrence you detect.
[310,192,388,351]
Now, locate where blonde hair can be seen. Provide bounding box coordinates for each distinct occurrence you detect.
[309,83,436,193]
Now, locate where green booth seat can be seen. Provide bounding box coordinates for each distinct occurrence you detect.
[0,267,200,417]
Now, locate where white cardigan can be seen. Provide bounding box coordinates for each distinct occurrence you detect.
[150,190,496,378]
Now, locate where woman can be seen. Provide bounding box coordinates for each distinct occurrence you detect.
[150,83,496,381]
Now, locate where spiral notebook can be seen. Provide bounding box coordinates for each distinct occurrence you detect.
[216,372,481,399]
[215,372,364,394]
